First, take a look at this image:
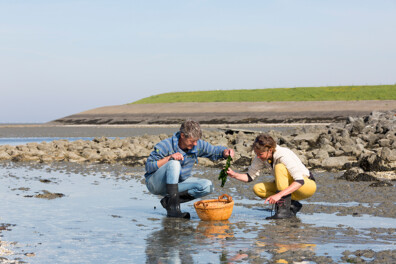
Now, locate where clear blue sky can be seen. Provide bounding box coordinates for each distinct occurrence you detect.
[1,0,395,123]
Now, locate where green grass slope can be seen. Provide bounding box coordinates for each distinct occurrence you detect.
[131,84,396,104]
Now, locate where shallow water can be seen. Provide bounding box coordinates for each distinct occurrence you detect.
[0,137,102,146]
[1,162,395,263]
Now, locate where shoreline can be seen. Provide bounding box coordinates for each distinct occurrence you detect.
[0,122,332,128]
[0,122,332,139]
[49,100,396,125]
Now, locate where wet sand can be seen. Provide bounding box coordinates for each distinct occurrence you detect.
[0,161,395,263]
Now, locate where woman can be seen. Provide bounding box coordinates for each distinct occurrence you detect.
[227,134,316,219]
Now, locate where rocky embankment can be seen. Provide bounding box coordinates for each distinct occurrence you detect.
[1,111,395,181]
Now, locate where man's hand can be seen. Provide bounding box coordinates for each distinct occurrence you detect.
[223,148,235,158]
[169,152,184,161]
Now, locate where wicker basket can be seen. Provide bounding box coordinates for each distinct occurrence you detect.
[194,194,234,221]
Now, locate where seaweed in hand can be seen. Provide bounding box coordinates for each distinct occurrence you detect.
[218,156,232,188]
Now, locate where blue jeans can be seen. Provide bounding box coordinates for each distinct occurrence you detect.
[145,160,213,198]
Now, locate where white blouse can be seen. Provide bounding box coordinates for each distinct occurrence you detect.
[247,145,309,181]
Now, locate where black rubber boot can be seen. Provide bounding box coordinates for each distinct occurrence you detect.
[178,190,195,203]
[160,190,195,208]
[290,200,302,216]
[161,184,190,219]
[266,194,293,220]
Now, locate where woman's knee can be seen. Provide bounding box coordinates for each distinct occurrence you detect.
[253,183,266,198]
[292,180,317,200]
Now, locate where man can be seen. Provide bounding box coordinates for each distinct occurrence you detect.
[145,120,234,219]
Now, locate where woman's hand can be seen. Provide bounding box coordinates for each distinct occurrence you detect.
[264,181,303,204]
[227,168,236,178]
[264,193,283,204]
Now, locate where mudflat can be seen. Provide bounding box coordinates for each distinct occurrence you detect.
[50,100,396,125]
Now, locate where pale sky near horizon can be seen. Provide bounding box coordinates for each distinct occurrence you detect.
[1,0,395,123]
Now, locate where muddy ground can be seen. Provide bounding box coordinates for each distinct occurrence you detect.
[49,100,396,125]
[0,161,395,263]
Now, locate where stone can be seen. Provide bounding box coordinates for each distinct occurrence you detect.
[315,149,330,160]
[0,151,11,160]
[322,156,351,169]
[380,147,396,162]
[293,133,319,145]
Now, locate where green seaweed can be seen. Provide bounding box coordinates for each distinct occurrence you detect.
[218,156,232,187]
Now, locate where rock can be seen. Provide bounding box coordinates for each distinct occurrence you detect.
[354,173,379,181]
[293,133,319,145]
[380,147,396,162]
[65,152,86,162]
[0,151,11,160]
[197,157,215,167]
[35,190,65,199]
[314,149,330,160]
[378,138,391,147]
[362,132,378,146]
[359,154,384,171]
[340,145,354,155]
[369,181,393,187]
[322,156,351,169]
[233,156,252,167]
[339,167,365,181]
[352,144,365,157]
[348,117,366,135]
[308,158,322,167]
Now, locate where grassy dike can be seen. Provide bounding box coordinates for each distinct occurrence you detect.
[131,84,396,104]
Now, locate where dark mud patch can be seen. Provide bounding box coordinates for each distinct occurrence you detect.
[34,190,65,199]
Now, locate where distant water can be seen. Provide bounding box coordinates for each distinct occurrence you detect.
[0,137,107,146]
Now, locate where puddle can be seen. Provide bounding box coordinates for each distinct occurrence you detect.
[0,162,395,263]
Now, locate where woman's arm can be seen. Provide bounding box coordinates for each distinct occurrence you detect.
[264,181,302,204]
[227,168,250,183]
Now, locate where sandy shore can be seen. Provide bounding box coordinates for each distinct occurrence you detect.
[49,100,396,125]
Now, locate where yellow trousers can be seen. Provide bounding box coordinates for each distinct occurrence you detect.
[253,164,316,201]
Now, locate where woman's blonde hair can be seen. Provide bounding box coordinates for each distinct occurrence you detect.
[252,134,276,153]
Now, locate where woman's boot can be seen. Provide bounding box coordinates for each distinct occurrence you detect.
[290,200,302,216]
[161,184,190,219]
[266,194,293,220]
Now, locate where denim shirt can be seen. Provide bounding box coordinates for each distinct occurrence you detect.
[145,132,226,182]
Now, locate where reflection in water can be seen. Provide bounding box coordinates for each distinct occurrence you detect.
[145,218,194,264]
[255,219,317,264]
[196,220,234,240]
[145,219,239,264]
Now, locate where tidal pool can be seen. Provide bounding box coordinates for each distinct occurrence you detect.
[0,162,395,263]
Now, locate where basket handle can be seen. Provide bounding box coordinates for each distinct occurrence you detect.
[218,193,233,203]
[195,200,208,209]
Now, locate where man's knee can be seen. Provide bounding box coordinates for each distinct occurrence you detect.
[193,179,213,197]
[167,160,181,171]
[201,179,213,194]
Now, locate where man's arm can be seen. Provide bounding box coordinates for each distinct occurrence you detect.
[197,140,228,160]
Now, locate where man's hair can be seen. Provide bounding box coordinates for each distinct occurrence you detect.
[252,134,276,153]
[180,119,202,139]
